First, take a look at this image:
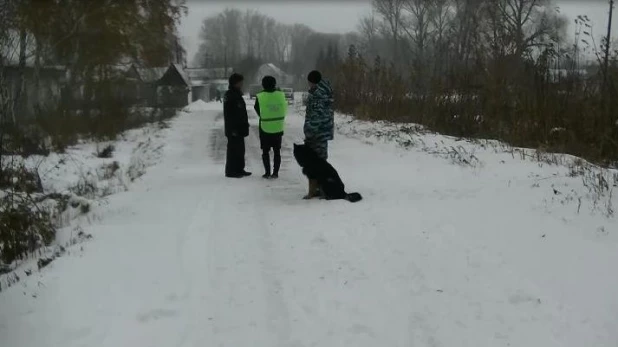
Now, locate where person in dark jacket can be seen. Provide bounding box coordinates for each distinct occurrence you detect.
[254,76,287,179]
[223,73,251,178]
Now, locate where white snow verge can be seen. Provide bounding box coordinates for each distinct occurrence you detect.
[0,121,171,291]
[335,114,618,219]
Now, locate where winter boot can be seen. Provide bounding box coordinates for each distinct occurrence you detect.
[272,150,281,179]
[262,152,271,179]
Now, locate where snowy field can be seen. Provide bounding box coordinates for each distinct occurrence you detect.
[0,99,617,347]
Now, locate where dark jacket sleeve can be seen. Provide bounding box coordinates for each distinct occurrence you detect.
[224,90,250,138]
[223,91,239,137]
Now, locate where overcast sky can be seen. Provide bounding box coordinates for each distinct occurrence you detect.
[179,0,617,62]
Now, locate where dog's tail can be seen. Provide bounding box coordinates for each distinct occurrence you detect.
[345,192,363,203]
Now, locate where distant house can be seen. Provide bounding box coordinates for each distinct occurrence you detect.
[254,63,294,86]
[2,63,233,116]
[185,67,233,102]
[124,65,168,106]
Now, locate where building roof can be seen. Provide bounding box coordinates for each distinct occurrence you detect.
[266,63,286,75]
[185,67,233,80]
[135,67,168,83]
[173,64,191,86]
[257,63,288,76]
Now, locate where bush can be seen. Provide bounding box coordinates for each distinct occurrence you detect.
[0,195,55,264]
[96,144,115,158]
[0,164,44,194]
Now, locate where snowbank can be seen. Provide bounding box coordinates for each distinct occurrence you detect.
[183,99,211,112]
[334,113,618,219]
[0,121,171,291]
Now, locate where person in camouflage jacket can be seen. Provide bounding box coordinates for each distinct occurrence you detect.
[304,70,334,160]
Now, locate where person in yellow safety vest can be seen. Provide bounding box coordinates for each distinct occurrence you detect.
[254,75,288,179]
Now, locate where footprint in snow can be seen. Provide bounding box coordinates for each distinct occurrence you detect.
[348,324,377,338]
[508,293,541,305]
[311,236,327,245]
[136,308,178,323]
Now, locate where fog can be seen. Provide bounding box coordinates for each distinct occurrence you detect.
[180,0,617,62]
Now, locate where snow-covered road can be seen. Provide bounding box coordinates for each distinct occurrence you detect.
[1,102,617,347]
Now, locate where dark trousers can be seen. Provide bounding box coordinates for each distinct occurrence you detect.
[260,131,282,175]
[262,148,281,175]
[225,136,245,175]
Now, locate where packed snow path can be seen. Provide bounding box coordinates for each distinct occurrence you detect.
[1,102,617,347]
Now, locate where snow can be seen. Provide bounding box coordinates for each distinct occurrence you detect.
[182,99,210,112]
[0,122,168,285]
[1,100,617,347]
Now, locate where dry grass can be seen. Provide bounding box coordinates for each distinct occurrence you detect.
[332,53,618,168]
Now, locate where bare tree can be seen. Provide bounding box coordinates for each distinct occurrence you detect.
[242,9,259,57]
[402,0,434,67]
[273,23,291,63]
[603,0,614,88]
[358,12,381,57]
[373,0,406,67]
[199,8,242,70]
[287,23,314,76]
[450,0,485,66]
[493,0,566,58]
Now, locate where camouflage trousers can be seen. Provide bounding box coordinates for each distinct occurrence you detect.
[305,139,328,160]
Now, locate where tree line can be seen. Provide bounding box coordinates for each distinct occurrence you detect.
[1,0,187,265]
[1,0,187,69]
[193,8,358,84]
[1,0,187,142]
[329,0,617,165]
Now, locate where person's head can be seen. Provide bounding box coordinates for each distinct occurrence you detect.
[307,70,322,88]
[228,73,244,91]
[262,75,277,90]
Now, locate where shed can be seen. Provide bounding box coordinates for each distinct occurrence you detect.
[124,65,168,106]
[156,64,191,107]
[185,67,234,102]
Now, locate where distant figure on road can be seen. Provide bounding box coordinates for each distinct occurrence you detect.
[254,75,287,179]
[303,70,334,198]
[215,89,222,103]
[223,73,251,178]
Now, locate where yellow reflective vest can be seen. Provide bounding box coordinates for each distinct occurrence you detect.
[257,91,287,134]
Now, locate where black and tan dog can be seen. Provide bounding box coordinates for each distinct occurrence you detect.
[293,143,362,203]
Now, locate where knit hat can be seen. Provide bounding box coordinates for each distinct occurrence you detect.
[307,70,322,84]
[228,73,244,87]
[262,75,276,90]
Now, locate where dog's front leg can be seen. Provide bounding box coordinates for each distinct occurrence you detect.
[303,178,320,199]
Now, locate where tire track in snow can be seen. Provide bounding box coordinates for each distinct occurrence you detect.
[174,183,221,347]
[171,107,295,346]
